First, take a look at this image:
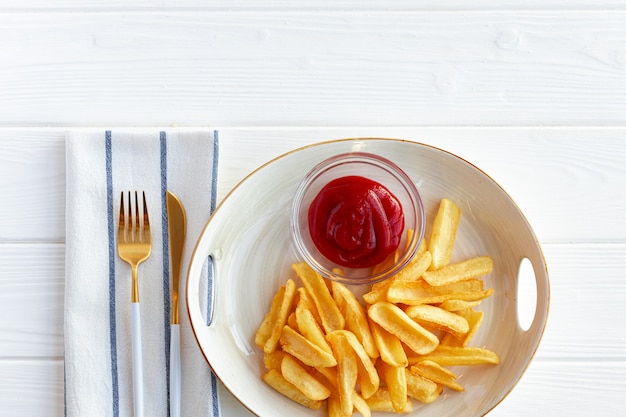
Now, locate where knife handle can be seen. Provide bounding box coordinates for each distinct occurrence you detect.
[131,301,144,417]
[170,323,181,417]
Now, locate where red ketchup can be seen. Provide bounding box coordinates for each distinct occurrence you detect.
[308,175,404,268]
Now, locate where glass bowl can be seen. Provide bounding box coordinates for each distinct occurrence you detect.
[290,152,425,284]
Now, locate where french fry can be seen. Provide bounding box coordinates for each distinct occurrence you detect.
[317,366,372,417]
[331,281,347,315]
[387,278,493,305]
[377,361,408,413]
[326,331,358,417]
[332,281,378,358]
[423,256,493,286]
[326,393,343,417]
[419,345,500,366]
[332,330,380,399]
[255,284,285,349]
[410,359,464,392]
[404,304,470,335]
[262,279,297,353]
[261,369,323,410]
[363,247,432,305]
[263,350,285,371]
[458,308,484,346]
[295,297,333,354]
[347,307,379,359]
[281,354,331,401]
[314,365,338,389]
[287,311,298,331]
[392,250,432,283]
[365,388,413,413]
[297,287,323,327]
[363,233,428,304]
[326,389,371,417]
[441,307,484,347]
[293,262,345,333]
[357,362,379,402]
[405,368,442,404]
[363,279,392,305]
[368,301,439,355]
[402,228,429,258]
[438,299,481,312]
[279,325,337,368]
[369,318,408,368]
[428,198,461,270]
[352,391,372,417]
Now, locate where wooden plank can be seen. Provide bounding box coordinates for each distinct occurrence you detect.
[218,128,626,243]
[537,244,626,360]
[0,244,65,358]
[0,130,65,242]
[487,360,626,417]
[1,12,626,126]
[0,358,622,417]
[0,360,64,417]
[1,128,626,243]
[1,1,626,10]
[1,242,624,361]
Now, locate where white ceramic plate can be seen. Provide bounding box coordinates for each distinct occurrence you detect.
[187,138,550,417]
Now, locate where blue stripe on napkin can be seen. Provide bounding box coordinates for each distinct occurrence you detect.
[105,130,120,417]
[211,371,220,416]
[210,130,219,213]
[159,131,172,416]
[206,131,219,327]
[210,130,220,417]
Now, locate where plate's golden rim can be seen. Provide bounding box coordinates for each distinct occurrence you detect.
[185,137,551,417]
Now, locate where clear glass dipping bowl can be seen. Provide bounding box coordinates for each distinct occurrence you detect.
[290,152,425,285]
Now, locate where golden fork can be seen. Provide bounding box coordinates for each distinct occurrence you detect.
[117,190,152,417]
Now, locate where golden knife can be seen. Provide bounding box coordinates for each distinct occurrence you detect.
[166,190,186,417]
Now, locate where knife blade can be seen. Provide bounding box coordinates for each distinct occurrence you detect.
[166,190,186,417]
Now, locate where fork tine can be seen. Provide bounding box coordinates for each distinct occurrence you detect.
[133,190,139,241]
[142,191,150,240]
[118,191,126,241]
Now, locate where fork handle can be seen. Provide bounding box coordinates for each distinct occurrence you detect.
[131,301,144,417]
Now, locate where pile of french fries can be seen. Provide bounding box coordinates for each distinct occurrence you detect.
[255,198,500,416]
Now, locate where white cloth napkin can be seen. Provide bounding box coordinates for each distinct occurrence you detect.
[64,129,221,417]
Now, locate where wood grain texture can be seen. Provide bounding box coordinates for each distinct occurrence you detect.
[487,360,626,417]
[0,244,64,358]
[0,360,64,417]
[2,128,626,243]
[0,359,623,417]
[539,244,626,360]
[218,128,626,244]
[2,0,626,10]
[1,12,626,126]
[1,3,625,415]
[2,242,624,361]
[0,130,65,242]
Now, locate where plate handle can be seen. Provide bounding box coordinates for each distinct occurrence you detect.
[187,251,217,342]
[205,254,216,326]
[515,253,550,342]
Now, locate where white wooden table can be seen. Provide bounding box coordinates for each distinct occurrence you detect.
[1,2,625,416]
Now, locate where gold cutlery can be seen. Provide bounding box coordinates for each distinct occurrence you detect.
[117,191,152,417]
[166,190,186,417]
